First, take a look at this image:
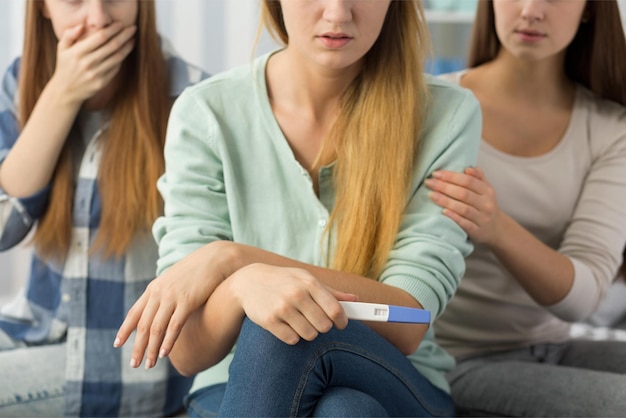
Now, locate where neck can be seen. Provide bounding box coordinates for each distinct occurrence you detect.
[267,47,361,122]
[482,49,575,106]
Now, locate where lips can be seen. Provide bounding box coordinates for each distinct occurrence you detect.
[320,32,353,40]
[516,28,546,37]
[318,32,353,49]
[514,28,547,43]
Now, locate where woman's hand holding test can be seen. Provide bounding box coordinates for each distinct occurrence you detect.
[227,263,354,345]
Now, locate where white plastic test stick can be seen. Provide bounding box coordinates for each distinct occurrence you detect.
[339,301,431,324]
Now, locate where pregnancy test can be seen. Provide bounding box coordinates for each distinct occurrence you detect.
[339,301,431,324]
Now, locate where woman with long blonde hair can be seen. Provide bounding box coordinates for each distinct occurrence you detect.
[427,0,626,415]
[0,0,207,415]
[115,0,481,415]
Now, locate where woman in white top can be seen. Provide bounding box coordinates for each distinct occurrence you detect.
[427,0,626,416]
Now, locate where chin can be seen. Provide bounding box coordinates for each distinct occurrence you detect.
[512,50,552,63]
[315,55,362,73]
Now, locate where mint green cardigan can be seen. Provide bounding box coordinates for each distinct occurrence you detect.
[153,52,482,393]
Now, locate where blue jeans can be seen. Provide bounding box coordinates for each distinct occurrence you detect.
[448,340,626,417]
[0,330,65,417]
[186,318,454,417]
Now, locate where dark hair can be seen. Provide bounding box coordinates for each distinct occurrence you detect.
[468,0,626,106]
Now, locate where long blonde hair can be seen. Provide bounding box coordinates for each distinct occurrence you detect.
[262,0,431,278]
[20,0,170,259]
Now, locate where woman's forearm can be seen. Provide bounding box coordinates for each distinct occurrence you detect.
[168,277,245,376]
[0,78,81,196]
[225,242,428,354]
[489,213,574,305]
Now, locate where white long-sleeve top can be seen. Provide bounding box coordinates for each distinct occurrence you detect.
[435,72,626,358]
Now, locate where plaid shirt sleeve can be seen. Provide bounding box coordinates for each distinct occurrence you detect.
[0,58,51,250]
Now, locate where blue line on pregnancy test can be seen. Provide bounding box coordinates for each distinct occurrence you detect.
[339,301,430,324]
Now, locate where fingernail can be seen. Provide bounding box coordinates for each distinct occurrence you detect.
[159,348,167,359]
[429,191,440,201]
[113,338,121,348]
[130,358,138,368]
[145,359,153,370]
[432,171,443,179]
[424,179,435,187]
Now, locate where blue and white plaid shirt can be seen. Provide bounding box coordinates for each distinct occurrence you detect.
[0,42,208,416]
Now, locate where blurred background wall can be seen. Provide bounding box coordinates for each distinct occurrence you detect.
[1,0,626,303]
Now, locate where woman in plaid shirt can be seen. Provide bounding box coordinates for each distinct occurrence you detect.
[0,0,207,416]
